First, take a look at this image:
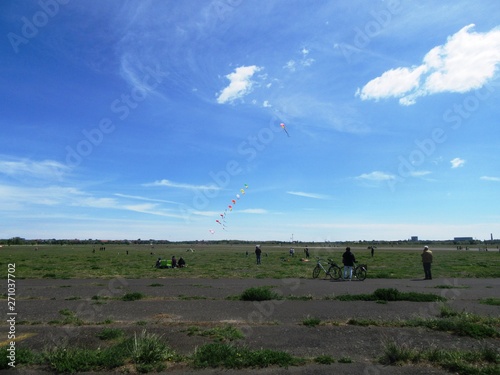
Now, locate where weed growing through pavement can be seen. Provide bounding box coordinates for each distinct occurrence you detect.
[122,292,145,301]
[237,286,282,301]
[185,325,244,342]
[302,316,321,327]
[334,288,446,302]
[191,342,305,369]
[380,340,499,373]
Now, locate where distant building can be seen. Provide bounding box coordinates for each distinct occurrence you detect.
[410,236,418,242]
[454,237,473,241]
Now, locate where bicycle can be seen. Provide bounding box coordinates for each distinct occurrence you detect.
[312,257,342,280]
[341,262,368,281]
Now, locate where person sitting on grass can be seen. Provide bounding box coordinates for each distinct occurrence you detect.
[178,257,186,268]
[171,256,177,268]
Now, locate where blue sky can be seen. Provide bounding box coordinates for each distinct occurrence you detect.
[1,0,499,242]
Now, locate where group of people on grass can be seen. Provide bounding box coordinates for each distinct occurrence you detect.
[155,255,186,269]
[255,244,433,281]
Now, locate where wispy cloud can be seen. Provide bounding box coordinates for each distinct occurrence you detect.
[410,170,432,177]
[216,65,262,104]
[114,193,179,204]
[0,158,69,180]
[480,176,500,182]
[356,171,395,181]
[356,24,500,105]
[143,179,221,191]
[0,183,188,219]
[450,157,465,168]
[287,191,331,200]
[239,208,268,214]
[283,47,315,72]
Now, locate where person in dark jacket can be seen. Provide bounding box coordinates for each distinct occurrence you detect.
[255,245,262,264]
[342,247,356,280]
[421,245,433,279]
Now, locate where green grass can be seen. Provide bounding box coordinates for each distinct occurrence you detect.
[380,340,499,374]
[314,354,335,364]
[132,330,176,372]
[406,306,500,338]
[238,286,282,301]
[122,292,145,301]
[302,316,321,327]
[480,297,500,306]
[346,306,499,339]
[97,327,124,340]
[1,243,499,279]
[191,342,304,369]
[334,288,446,302]
[186,325,245,342]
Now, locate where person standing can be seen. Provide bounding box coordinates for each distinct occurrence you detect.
[342,247,356,280]
[255,245,262,265]
[421,245,433,279]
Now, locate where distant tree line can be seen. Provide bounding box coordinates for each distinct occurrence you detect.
[1,237,498,247]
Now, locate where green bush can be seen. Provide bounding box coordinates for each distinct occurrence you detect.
[239,286,281,301]
[335,288,445,302]
[44,345,128,373]
[132,330,175,366]
[314,354,335,364]
[0,347,41,369]
[192,342,303,369]
[373,288,400,301]
[303,316,321,327]
[97,328,124,340]
[122,292,145,301]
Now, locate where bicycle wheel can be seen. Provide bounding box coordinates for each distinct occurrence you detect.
[326,266,335,280]
[330,266,342,280]
[355,267,367,281]
[312,266,321,279]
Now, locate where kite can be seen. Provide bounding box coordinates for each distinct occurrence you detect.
[280,123,290,137]
[210,184,249,235]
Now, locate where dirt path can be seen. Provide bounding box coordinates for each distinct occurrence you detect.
[4,277,499,374]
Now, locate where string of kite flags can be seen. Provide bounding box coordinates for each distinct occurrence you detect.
[209,183,249,234]
[209,122,290,235]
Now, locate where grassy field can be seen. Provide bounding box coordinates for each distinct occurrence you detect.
[1,243,499,279]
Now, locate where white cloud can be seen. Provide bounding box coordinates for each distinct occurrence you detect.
[287,191,331,199]
[144,179,221,191]
[480,176,500,182]
[262,100,272,107]
[357,25,500,105]
[216,65,262,104]
[410,170,432,177]
[450,157,465,168]
[0,158,69,180]
[239,208,268,214]
[283,60,296,71]
[356,171,395,181]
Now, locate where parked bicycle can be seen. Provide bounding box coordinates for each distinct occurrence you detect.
[344,262,367,281]
[312,257,342,280]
